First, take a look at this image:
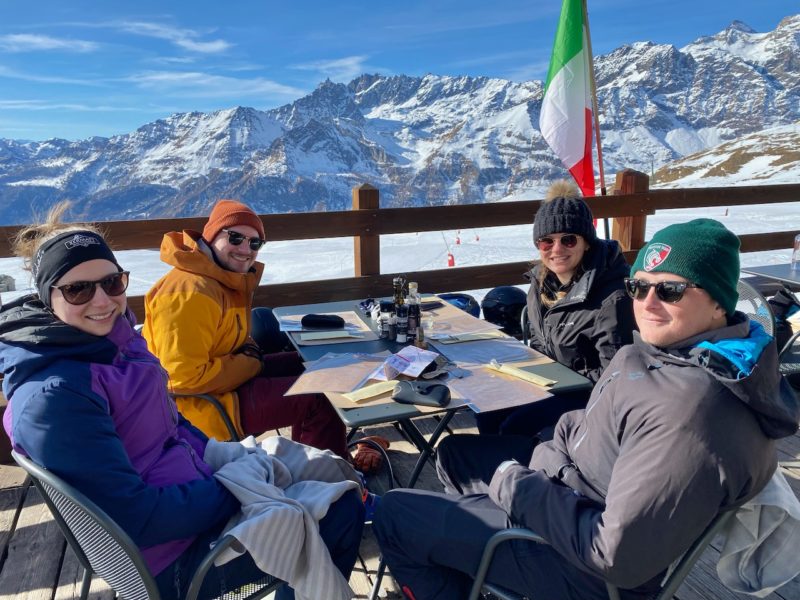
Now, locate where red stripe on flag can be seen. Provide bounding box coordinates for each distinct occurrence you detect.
[568,107,595,198]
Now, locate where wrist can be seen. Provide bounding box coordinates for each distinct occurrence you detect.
[497,459,519,474]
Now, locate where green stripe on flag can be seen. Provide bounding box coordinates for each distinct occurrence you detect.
[543,0,585,94]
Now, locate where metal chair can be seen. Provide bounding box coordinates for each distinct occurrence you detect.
[520,309,530,346]
[468,510,736,600]
[778,330,800,379]
[736,279,775,337]
[171,393,241,441]
[735,279,800,379]
[12,450,282,600]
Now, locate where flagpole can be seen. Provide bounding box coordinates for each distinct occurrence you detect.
[581,0,610,238]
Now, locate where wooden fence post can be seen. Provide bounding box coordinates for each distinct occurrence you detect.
[611,169,649,252]
[353,183,380,277]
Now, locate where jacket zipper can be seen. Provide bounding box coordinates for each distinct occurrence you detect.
[230,314,243,353]
[120,351,178,426]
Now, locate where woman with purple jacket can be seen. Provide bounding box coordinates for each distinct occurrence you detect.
[0,203,363,600]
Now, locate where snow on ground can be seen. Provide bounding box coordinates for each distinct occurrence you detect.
[1,201,799,307]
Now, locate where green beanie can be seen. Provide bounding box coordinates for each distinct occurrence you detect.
[630,218,740,315]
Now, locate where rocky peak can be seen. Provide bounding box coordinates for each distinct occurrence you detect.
[272,79,363,127]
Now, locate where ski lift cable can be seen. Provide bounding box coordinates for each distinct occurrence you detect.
[440,231,451,253]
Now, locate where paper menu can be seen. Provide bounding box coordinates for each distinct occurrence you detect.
[284,351,389,395]
[422,298,501,339]
[367,345,440,381]
[487,359,557,387]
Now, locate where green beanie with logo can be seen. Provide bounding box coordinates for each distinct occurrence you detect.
[630,218,740,315]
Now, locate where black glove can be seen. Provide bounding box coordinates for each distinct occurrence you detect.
[235,342,263,361]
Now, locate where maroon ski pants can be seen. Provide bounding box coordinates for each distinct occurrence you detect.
[236,351,347,458]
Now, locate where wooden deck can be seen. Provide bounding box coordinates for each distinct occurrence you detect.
[0,411,798,600]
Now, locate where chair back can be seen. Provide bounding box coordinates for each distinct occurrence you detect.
[736,279,775,336]
[12,451,160,600]
[469,510,736,600]
[521,309,530,346]
[606,509,736,600]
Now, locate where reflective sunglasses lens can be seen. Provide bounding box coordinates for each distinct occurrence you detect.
[656,282,686,303]
[61,282,96,304]
[248,238,265,251]
[100,273,129,297]
[226,231,246,246]
[624,278,644,300]
[560,234,578,248]
[536,235,578,250]
[625,279,688,303]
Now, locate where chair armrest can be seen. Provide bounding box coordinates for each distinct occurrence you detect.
[171,393,240,442]
[779,329,800,359]
[467,528,548,600]
[185,535,240,600]
[186,535,282,600]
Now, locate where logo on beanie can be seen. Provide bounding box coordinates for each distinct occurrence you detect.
[64,233,100,250]
[643,243,671,271]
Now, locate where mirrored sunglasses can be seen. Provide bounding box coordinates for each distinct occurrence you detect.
[53,271,130,305]
[624,278,701,303]
[535,234,579,251]
[222,228,265,251]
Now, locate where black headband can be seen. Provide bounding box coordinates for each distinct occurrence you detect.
[33,230,120,308]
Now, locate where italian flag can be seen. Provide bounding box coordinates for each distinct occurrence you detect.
[540,0,596,197]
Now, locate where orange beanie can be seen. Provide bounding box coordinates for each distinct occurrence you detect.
[202,199,265,242]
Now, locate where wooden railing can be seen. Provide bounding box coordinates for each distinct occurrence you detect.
[1,170,798,321]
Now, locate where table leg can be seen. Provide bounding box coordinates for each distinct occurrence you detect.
[346,426,361,443]
[368,410,458,600]
[398,409,457,488]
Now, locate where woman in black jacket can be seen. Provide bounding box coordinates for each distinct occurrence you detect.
[478,180,635,435]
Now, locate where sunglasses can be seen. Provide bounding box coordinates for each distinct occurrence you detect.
[535,234,579,251]
[222,229,265,251]
[624,278,702,303]
[52,271,130,305]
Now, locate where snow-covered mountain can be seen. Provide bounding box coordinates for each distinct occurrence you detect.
[0,15,798,224]
[653,122,800,187]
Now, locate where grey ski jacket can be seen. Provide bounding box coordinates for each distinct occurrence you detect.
[489,313,799,591]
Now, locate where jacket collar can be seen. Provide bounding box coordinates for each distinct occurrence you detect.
[160,229,265,290]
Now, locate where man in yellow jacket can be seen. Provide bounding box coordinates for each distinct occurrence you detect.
[143,199,347,455]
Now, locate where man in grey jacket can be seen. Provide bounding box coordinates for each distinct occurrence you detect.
[373,218,800,600]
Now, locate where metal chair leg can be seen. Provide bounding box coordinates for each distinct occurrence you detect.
[368,558,388,600]
[79,568,91,600]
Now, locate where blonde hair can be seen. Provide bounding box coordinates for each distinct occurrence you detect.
[537,266,570,309]
[13,201,103,271]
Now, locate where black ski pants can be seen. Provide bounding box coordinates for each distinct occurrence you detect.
[373,434,618,600]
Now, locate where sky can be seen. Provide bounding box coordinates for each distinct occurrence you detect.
[1,0,797,142]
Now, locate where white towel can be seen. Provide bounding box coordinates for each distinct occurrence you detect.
[204,436,361,600]
[717,468,800,597]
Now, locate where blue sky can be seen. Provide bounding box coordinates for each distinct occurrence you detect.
[1,0,796,142]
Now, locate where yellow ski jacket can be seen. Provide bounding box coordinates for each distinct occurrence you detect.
[143,230,264,440]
